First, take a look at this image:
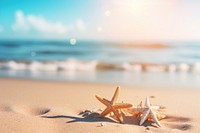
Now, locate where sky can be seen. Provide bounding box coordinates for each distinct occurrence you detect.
[0,0,200,41]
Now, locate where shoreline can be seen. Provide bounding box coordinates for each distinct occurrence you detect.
[0,75,199,90]
[0,78,199,132]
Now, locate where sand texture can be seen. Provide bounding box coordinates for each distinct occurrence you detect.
[0,78,199,133]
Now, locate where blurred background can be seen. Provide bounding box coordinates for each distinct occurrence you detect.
[0,0,200,89]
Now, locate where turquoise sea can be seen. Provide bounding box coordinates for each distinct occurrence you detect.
[0,40,200,89]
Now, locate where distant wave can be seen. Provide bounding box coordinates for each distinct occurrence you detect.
[37,50,85,55]
[0,43,20,48]
[0,60,200,73]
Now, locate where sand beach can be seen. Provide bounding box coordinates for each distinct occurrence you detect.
[0,78,199,133]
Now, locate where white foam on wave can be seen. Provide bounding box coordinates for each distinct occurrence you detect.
[0,60,98,72]
[1,60,200,73]
[29,61,44,71]
[8,61,27,70]
[178,63,190,72]
[57,59,97,71]
[168,64,177,72]
[121,63,142,71]
[145,65,166,72]
[193,62,200,73]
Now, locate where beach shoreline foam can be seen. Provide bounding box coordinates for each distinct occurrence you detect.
[1,60,200,72]
[0,78,199,133]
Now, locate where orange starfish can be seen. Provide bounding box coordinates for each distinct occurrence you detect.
[95,86,132,123]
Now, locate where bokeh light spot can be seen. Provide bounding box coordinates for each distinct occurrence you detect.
[70,38,77,45]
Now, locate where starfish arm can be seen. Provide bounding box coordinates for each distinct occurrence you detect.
[145,97,151,107]
[138,101,142,107]
[99,107,111,118]
[131,106,146,112]
[111,86,120,105]
[150,110,161,127]
[151,106,160,110]
[103,98,112,105]
[114,103,132,109]
[112,108,123,123]
[140,109,150,125]
[95,95,110,106]
[156,113,166,120]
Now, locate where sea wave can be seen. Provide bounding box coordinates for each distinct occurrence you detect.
[37,50,85,55]
[0,43,20,48]
[0,60,200,73]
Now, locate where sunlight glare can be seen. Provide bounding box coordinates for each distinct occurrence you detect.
[97,27,102,32]
[105,10,111,17]
[127,0,147,12]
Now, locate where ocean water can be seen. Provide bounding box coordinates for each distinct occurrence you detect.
[0,40,200,89]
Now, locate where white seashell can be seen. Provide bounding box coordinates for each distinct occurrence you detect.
[100,122,105,127]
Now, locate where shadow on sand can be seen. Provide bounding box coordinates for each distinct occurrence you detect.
[42,111,192,131]
[42,112,118,124]
[42,111,157,128]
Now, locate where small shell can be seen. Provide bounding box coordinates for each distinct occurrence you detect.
[100,122,105,127]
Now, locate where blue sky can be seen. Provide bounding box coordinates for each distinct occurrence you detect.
[0,0,200,41]
[0,0,105,40]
